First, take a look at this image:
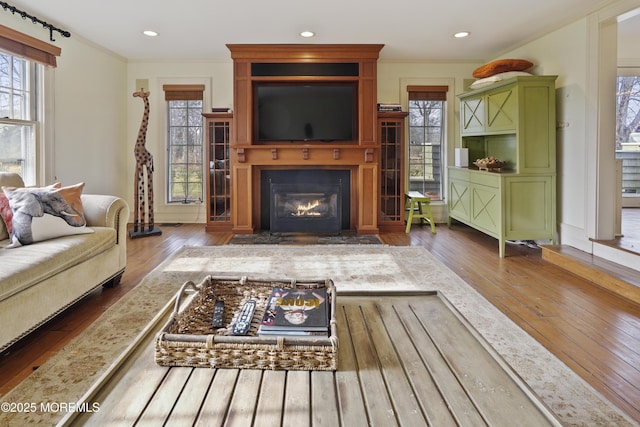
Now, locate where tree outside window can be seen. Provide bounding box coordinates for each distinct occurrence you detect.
[616,74,640,196]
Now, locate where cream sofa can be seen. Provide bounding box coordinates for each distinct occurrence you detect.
[0,172,129,352]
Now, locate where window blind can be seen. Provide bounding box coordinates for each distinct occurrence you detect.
[0,24,61,67]
[407,85,448,101]
[162,84,205,101]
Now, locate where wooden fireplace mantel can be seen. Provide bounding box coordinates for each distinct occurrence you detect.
[226,44,384,234]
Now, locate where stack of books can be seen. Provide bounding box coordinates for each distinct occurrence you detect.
[258,288,329,336]
[377,103,402,112]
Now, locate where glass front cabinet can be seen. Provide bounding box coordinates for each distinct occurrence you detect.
[203,113,232,231]
[378,111,408,232]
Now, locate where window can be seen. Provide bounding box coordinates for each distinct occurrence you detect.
[163,85,205,203]
[0,25,60,186]
[0,51,38,185]
[407,86,447,200]
[616,72,640,196]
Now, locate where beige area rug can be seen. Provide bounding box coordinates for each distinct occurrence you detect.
[1,245,636,426]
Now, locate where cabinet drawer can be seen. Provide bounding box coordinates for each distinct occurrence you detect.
[449,167,470,181]
[468,171,500,188]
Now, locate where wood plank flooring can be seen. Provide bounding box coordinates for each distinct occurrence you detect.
[0,222,639,424]
[67,294,561,426]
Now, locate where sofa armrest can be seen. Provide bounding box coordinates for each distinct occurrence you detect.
[81,195,130,246]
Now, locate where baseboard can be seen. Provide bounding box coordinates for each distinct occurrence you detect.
[541,245,640,306]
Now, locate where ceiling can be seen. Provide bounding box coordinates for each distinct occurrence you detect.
[3,0,624,62]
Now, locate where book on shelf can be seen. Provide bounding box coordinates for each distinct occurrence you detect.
[258,287,329,335]
[377,103,402,112]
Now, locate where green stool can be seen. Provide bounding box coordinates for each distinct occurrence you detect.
[405,191,436,234]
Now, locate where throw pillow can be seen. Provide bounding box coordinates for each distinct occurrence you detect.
[0,192,12,236]
[0,182,61,238]
[2,182,93,248]
[472,59,534,79]
[469,71,533,90]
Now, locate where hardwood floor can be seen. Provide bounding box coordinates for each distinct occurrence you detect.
[1,222,639,424]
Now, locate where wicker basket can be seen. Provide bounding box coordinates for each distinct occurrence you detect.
[154,276,338,371]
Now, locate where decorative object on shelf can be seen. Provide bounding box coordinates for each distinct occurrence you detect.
[455,148,469,167]
[474,157,505,171]
[129,89,161,239]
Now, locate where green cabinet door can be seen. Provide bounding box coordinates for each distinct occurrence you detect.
[486,86,517,132]
[449,177,471,222]
[461,96,484,135]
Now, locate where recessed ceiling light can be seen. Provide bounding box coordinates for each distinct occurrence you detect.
[300,31,315,38]
[143,30,158,37]
[454,31,470,38]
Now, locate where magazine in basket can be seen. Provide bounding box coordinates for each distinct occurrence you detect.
[258,287,329,335]
[154,276,338,370]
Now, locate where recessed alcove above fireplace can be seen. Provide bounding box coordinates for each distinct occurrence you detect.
[260,170,350,232]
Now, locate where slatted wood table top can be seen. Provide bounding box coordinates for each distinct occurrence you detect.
[63,292,561,426]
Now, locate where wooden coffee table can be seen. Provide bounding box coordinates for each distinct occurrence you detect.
[60,291,562,426]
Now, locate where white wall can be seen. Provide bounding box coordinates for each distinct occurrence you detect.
[377,62,480,221]
[5,17,128,198]
[126,61,233,224]
[496,19,594,251]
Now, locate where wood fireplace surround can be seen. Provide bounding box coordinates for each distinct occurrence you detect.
[227,44,384,234]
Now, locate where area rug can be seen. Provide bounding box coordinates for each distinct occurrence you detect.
[1,245,636,426]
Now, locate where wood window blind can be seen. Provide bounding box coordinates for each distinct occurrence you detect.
[0,24,61,67]
[162,84,205,101]
[407,85,448,101]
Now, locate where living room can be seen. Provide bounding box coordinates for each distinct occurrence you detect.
[1,0,640,425]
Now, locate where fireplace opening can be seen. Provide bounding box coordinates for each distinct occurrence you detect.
[271,184,341,232]
[261,169,350,232]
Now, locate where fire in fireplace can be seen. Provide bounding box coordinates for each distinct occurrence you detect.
[261,169,350,233]
[271,184,341,232]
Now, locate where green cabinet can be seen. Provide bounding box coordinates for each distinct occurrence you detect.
[450,76,557,257]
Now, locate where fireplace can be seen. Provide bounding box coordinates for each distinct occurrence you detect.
[261,170,350,232]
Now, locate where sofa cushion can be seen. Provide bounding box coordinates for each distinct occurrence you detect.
[0,227,116,303]
[2,182,93,248]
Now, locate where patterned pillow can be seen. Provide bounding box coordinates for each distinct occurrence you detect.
[0,191,13,237]
[0,182,61,239]
[2,182,93,248]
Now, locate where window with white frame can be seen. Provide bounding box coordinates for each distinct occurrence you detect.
[407,85,447,200]
[163,85,205,203]
[0,51,39,185]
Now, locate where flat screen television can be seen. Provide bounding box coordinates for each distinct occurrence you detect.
[254,83,357,142]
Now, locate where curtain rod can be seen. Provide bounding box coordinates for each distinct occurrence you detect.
[0,1,71,42]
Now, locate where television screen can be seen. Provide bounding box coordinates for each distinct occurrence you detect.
[255,84,356,142]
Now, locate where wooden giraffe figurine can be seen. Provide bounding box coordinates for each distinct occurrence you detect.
[130,89,161,238]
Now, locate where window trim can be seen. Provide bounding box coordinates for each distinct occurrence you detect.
[399,78,455,210]
[406,85,448,200]
[163,84,206,204]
